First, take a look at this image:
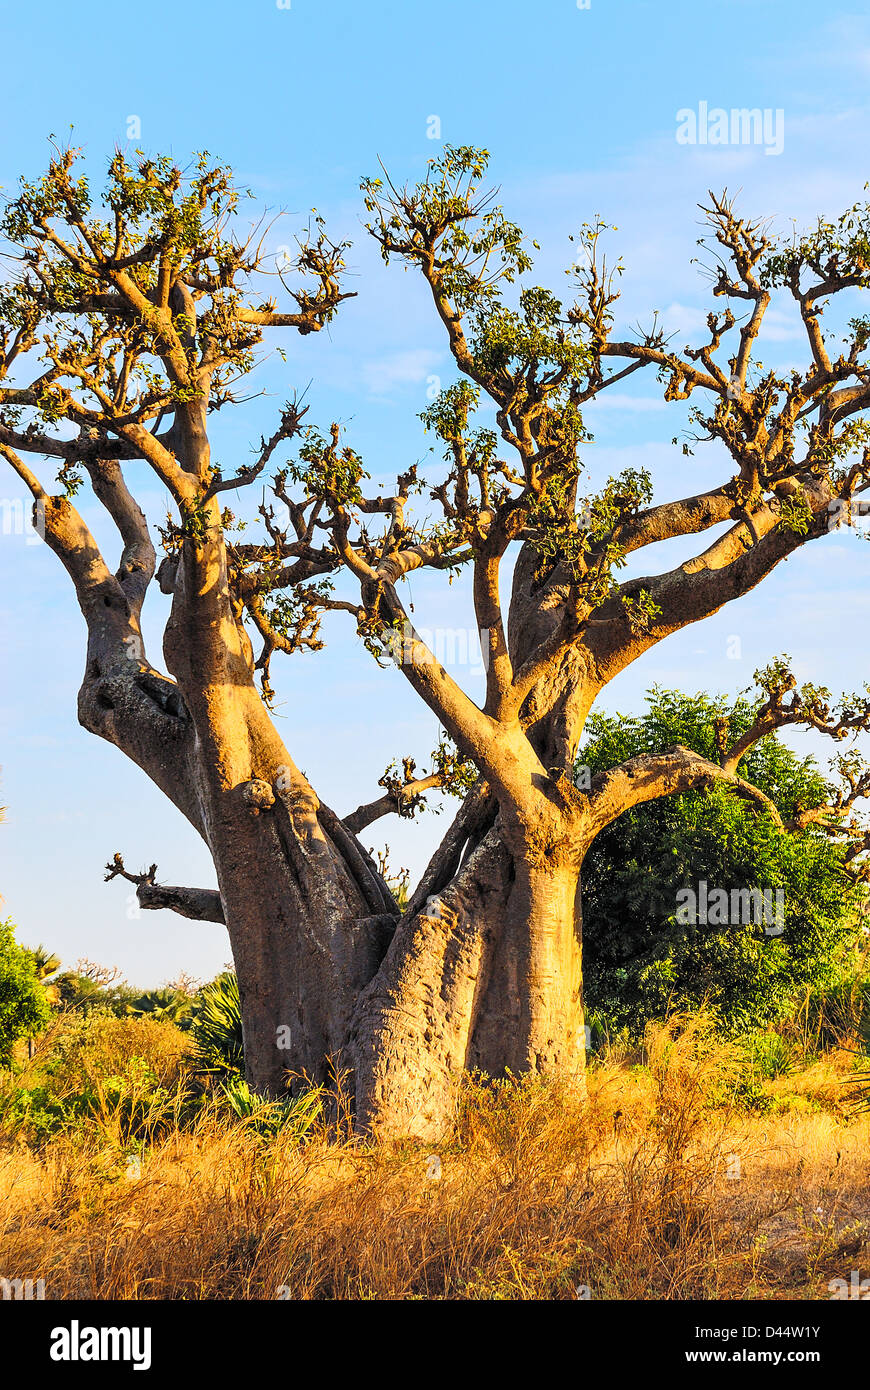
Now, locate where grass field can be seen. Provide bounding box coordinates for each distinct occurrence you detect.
[2,1011,868,1301]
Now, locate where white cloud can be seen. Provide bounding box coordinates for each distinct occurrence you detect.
[660,301,710,338]
[361,348,443,397]
[755,306,800,343]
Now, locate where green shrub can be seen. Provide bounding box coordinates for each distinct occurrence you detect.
[742,1031,797,1082]
[126,988,194,1026]
[0,1011,196,1143]
[0,918,52,1062]
[220,1076,323,1138]
[579,688,864,1036]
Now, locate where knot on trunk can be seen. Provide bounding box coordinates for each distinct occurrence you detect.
[523,827,580,872]
[239,778,276,814]
[156,556,178,594]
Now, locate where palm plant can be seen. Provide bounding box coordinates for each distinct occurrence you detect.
[24,943,61,1058]
[221,1075,323,1138]
[190,972,245,1076]
[126,988,194,1026]
[27,944,62,1003]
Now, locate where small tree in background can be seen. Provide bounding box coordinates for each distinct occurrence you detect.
[0,918,52,1063]
[579,687,867,1034]
[52,959,137,1015]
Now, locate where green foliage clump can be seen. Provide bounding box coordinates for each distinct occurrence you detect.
[126,987,195,1026]
[220,1076,322,1138]
[189,971,245,1076]
[52,968,138,1016]
[579,688,864,1036]
[0,918,52,1062]
[0,971,330,1147]
[0,1010,195,1144]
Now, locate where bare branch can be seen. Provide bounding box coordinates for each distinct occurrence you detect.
[105,853,224,922]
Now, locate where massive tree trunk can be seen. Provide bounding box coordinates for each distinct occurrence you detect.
[468,856,584,1079]
[161,530,399,1095]
[48,446,785,1134]
[350,821,586,1139]
[349,548,592,1138]
[64,474,590,1130]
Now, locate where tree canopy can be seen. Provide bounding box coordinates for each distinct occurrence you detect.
[580,686,867,1033]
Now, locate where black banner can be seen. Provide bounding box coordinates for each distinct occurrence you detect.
[2,1297,864,1378]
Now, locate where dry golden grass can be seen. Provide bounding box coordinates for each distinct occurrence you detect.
[2,1015,868,1301]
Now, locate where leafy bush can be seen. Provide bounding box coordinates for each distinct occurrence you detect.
[126,988,195,1026]
[47,1011,194,1092]
[579,688,864,1035]
[0,918,52,1062]
[742,1030,797,1082]
[0,1011,196,1143]
[52,965,139,1016]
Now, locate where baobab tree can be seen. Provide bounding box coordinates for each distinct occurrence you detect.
[2,143,870,1139]
[0,145,399,1101]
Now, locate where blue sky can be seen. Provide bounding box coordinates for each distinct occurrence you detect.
[2,0,870,987]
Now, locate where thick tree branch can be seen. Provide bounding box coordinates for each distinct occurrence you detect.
[105,854,224,922]
[586,744,784,834]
